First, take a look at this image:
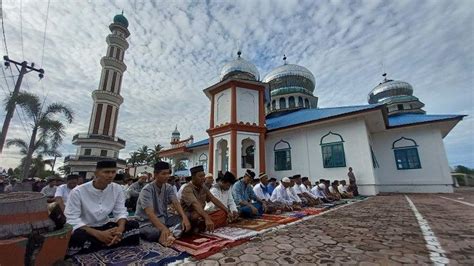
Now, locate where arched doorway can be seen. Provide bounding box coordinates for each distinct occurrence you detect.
[216,139,229,173]
[241,138,255,169]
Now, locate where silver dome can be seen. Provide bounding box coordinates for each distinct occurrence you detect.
[220,53,260,81]
[263,64,316,93]
[368,79,413,104]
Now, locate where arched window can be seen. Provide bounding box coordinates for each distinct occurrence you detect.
[272,100,276,110]
[274,140,292,171]
[304,99,310,108]
[392,137,421,170]
[298,96,303,107]
[289,96,296,108]
[320,132,346,168]
[279,98,286,109]
[199,153,208,172]
[241,138,255,169]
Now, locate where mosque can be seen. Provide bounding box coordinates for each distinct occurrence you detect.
[160,52,465,195]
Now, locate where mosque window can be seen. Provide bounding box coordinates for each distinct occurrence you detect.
[279,98,286,109]
[100,150,107,157]
[108,46,115,58]
[102,70,109,90]
[289,96,296,108]
[274,140,292,171]
[298,97,303,107]
[111,71,117,93]
[398,104,404,110]
[304,99,310,108]
[115,48,121,60]
[199,153,208,171]
[241,139,255,169]
[320,132,346,168]
[272,100,276,110]
[392,137,421,170]
[84,149,91,156]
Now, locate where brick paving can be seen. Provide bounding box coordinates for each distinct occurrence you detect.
[175,189,474,265]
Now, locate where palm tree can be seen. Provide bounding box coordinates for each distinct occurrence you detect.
[137,145,152,165]
[5,92,73,179]
[126,151,140,178]
[150,144,163,164]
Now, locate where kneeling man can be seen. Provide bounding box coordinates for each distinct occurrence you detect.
[181,165,229,232]
[65,161,139,256]
[205,171,239,223]
[135,162,191,246]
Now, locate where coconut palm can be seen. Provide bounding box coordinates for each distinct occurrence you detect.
[137,145,152,164]
[127,151,141,177]
[5,92,73,179]
[150,144,163,164]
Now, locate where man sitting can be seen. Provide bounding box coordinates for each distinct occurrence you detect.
[65,161,140,256]
[135,162,191,246]
[41,176,57,203]
[54,174,80,211]
[311,183,332,203]
[180,166,229,232]
[329,180,342,200]
[293,175,320,206]
[270,177,301,211]
[338,180,353,198]
[204,173,214,189]
[287,176,304,205]
[232,170,265,218]
[177,176,192,200]
[267,177,277,195]
[253,173,283,213]
[126,173,148,210]
[205,172,239,223]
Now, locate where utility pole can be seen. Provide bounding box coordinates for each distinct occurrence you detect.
[0,56,44,153]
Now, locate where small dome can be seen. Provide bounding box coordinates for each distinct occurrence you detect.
[172,125,180,136]
[368,78,413,104]
[220,51,260,81]
[113,13,129,28]
[263,63,316,94]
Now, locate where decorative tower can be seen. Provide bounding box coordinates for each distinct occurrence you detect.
[368,73,425,116]
[65,13,130,179]
[171,125,181,147]
[204,51,267,178]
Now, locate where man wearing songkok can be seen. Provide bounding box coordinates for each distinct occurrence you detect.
[126,172,148,209]
[253,173,282,213]
[205,171,239,223]
[54,174,80,211]
[181,165,229,232]
[232,169,265,218]
[267,177,277,195]
[293,175,320,206]
[323,179,338,201]
[41,176,57,203]
[204,173,214,189]
[270,177,300,211]
[311,183,331,203]
[338,180,353,198]
[65,160,140,256]
[135,162,191,246]
[329,180,342,200]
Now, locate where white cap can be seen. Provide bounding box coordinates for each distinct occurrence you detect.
[318,183,326,189]
[282,177,291,183]
[205,173,213,178]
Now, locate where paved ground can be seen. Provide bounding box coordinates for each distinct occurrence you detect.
[179,188,474,265]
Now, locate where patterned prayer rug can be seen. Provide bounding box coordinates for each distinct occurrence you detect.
[279,211,308,218]
[229,218,279,231]
[204,226,259,240]
[71,241,189,266]
[260,214,300,224]
[172,233,234,260]
[301,207,325,215]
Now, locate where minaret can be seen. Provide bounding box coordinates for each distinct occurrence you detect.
[65,13,130,179]
[171,125,181,147]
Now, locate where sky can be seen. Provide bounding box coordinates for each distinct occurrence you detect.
[0,0,472,170]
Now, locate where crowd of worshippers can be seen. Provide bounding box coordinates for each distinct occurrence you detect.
[52,160,359,257]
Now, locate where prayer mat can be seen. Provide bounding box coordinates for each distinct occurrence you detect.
[280,211,308,218]
[172,233,233,260]
[301,207,325,215]
[204,226,259,240]
[260,214,300,224]
[229,218,279,231]
[71,240,189,266]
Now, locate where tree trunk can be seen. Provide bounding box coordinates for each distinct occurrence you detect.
[22,126,38,179]
[52,156,57,173]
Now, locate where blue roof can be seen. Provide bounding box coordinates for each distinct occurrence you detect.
[186,138,209,149]
[266,104,383,131]
[388,113,465,127]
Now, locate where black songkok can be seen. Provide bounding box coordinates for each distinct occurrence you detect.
[154,161,171,172]
[190,165,204,175]
[96,160,117,169]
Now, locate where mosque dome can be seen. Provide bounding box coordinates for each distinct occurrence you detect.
[113,13,129,28]
[172,125,180,136]
[368,74,425,115]
[263,59,316,97]
[220,51,260,81]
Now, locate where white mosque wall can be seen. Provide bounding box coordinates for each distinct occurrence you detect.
[188,146,209,173]
[236,132,261,178]
[265,117,378,195]
[236,87,259,125]
[371,125,453,193]
[212,132,232,178]
[214,88,231,126]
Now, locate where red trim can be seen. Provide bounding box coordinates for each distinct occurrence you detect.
[259,133,266,173]
[92,103,103,134]
[103,104,113,135]
[259,89,265,126]
[160,146,191,157]
[230,130,237,176]
[111,107,118,137]
[208,136,214,173]
[210,94,215,128]
[207,124,266,135]
[0,211,49,225]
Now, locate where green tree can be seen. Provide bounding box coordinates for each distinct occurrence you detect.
[137,145,152,165]
[126,151,141,178]
[5,92,73,179]
[454,165,474,175]
[174,160,187,171]
[150,144,163,165]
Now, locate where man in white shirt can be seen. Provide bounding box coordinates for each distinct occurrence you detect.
[311,183,331,203]
[253,173,283,213]
[205,171,239,222]
[292,175,320,206]
[54,174,79,211]
[41,176,57,203]
[65,161,140,256]
[177,176,191,200]
[270,177,301,211]
[338,180,353,198]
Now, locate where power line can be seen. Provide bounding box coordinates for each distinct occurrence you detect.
[39,0,51,104]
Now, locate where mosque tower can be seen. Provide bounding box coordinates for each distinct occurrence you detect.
[368,73,425,116]
[170,125,181,147]
[65,13,130,179]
